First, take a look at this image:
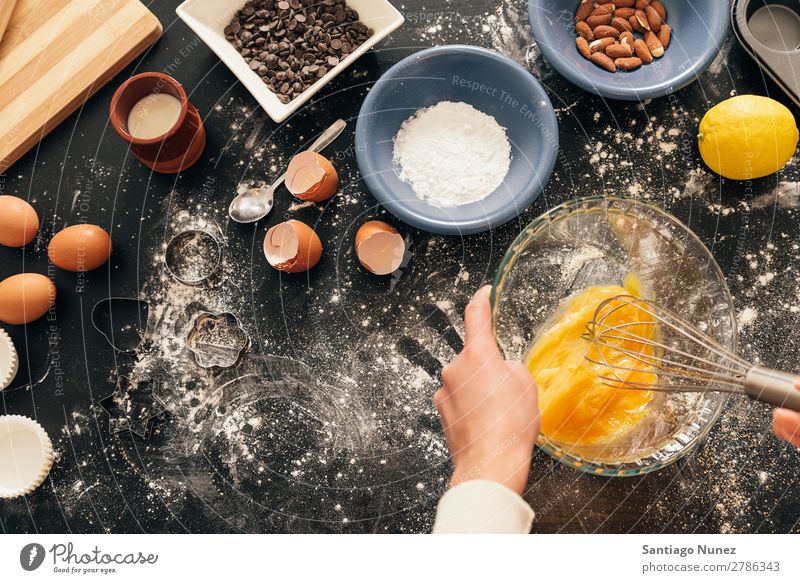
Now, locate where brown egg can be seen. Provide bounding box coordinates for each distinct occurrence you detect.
[355,221,405,276]
[48,225,112,272]
[285,151,339,202]
[0,196,39,247]
[0,274,56,325]
[263,220,323,273]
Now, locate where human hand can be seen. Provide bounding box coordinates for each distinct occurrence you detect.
[434,285,540,496]
[772,380,800,446]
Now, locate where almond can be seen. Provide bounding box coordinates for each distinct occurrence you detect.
[634,9,651,31]
[589,37,616,52]
[633,38,653,63]
[576,36,592,59]
[614,7,636,19]
[590,52,616,72]
[593,24,620,39]
[575,0,670,71]
[645,30,664,57]
[606,42,633,58]
[591,3,616,15]
[576,20,594,41]
[611,16,633,33]
[658,23,671,49]
[615,56,643,71]
[586,13,613,27]
[576,0,594,21]
[629,14,646,33]
[651,0,666,20]
[644,5,662,31]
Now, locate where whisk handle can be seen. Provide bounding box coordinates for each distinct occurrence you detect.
[745,367,800,412]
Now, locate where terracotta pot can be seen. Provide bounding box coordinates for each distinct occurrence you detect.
[110,73,205,174]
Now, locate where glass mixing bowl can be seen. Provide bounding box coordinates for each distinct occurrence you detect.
[491,197,737,477]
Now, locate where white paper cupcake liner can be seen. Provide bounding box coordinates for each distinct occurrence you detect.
[0,415,54,499]
[0,327,18,391]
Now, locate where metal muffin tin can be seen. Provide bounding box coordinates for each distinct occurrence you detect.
[733,0,800,106]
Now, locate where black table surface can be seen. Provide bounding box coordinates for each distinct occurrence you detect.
[1,0,799,534]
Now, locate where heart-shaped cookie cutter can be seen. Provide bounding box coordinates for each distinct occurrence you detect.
[91,297,150,354]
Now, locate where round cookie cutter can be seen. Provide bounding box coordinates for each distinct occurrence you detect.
[0,415,54,499]
[165,228,222,285]
[0,328,19,391]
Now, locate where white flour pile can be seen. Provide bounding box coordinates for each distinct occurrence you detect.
[392,101,511,207]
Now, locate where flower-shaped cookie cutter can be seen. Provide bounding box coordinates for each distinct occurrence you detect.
[186,311,248,369]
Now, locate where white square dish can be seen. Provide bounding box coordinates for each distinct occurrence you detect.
[176,0,404,123]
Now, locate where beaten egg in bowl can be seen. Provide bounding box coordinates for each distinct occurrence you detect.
[525,274,658,447]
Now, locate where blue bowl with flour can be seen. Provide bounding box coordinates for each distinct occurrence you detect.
[355,45,559,235]
[528,1,729,100]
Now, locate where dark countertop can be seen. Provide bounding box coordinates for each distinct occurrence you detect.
[1,0,799,534]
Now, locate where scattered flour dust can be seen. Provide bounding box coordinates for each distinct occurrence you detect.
[412,0,542,74]
[751,181,800,210]
[392,101,511,207]
[737,307,758,328]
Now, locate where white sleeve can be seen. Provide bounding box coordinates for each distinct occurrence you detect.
[432,480,535,534]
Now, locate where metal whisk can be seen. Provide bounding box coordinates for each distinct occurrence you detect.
[582,295,800,412]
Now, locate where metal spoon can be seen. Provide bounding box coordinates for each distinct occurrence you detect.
[228,119,347,224]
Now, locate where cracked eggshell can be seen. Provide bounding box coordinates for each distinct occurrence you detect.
[286,151,339,203]
[354,221,405,276]
[0,196,39,247]
[0,274,56,325]
[48,224,112,272]
[264,220,323,273]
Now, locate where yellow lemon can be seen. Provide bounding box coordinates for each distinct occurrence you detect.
[698,95,799,180]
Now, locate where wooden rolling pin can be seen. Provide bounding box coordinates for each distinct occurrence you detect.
[0,0,18,46]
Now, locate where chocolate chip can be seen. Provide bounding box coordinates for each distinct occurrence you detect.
[225,0,373,103]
